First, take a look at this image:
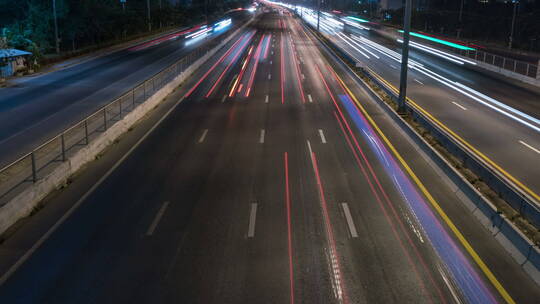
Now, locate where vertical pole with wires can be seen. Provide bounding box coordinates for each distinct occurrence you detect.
[397,0,412,114]
[508,0,519,49]
[147,0,152,32]
[457,0,464,39]
[52,0,60,54]
[317,0,321,31]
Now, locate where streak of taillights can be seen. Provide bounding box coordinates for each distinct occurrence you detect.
[184,33,247,98]
[315,64,441,303]
[245,34,266,97]
[205,32,255,98]
[288,35,306,103]
[263,34,272,59]
[280,32,286,104]
[229,45,254,97]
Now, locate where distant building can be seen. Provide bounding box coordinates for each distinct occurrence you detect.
[0,49,32,78]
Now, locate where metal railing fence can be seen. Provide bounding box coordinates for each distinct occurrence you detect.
[0,27,237,206]
[445,46,538,79]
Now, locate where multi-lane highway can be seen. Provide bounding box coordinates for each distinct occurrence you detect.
[0,12,249,168]
[0,10,538,304]
[291,6,540,210]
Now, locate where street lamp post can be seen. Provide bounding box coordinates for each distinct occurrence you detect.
[52,0,60,54]
[147,0,152,32]
[457,0,464,39]
[508,0,519,49]
[317,0,321,31]
[397,0,412,114]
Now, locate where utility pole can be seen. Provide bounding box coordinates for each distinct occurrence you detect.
[121,0,126,39]
[317,0,321,31]
[457,0,464,39]
[397,0,412,114]
[147,0,152,32]
[52,0,60,54]
[204,0,208,24]
[508,0,518,49]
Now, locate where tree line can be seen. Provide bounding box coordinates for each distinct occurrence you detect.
[0,0,248,66]
[351,0,540,54]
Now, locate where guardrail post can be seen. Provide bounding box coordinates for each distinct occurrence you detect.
[84,120,89,144]
[514,60,517,73]
[61,133,66,162]
[31,152,37,183]
[103,108,107,130]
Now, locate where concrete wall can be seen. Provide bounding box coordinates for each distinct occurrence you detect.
[0,18,254,236]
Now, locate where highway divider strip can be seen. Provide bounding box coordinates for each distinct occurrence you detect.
[301,20,540,233]
[0,17,256,236]
[299,15,540,299]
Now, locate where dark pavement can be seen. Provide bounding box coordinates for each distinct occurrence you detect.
[0,12,249,168]
[314,14,540,206]
[0,11,538,304]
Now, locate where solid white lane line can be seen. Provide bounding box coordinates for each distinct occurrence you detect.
[307,139,313,155]
[452,101,467,111]
[265,95,269,103]
[414,79,424,85]
[198,129,208,143]
[390,65,397,69]
[519,140,540,154]
[221,94,227,103]
[307,94,313,103]
[146,201,170,236]
[318,129,327,144]
[260,129,266,143]
[438,264,463,304]
[268,74,272,80]
[341,203,358,238]
[247,203,258,237]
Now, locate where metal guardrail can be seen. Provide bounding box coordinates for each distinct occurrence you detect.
[0,26,238,206]
[453,48,539,79]
[311,21,540,228]
[303,15,540,280]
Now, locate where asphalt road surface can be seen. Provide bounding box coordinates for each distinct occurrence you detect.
[305,11,540,210]
[0,12,249,168]
[0,11,538,304]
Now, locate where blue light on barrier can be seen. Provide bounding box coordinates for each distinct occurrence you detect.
[398,30,475,51]
[345,16,369,23]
